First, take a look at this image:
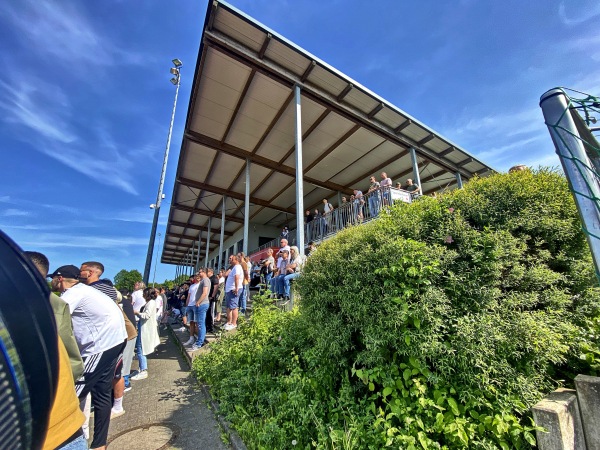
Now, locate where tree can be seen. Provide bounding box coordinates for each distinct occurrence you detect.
[113,269,143,292]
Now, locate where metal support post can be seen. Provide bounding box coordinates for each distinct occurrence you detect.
[219,196,226,269]
[243,159,250,255]
[205,217,212,267]
[540,88,600,279]
[409,147,422,188]
[456,172,463,189]
[294,85,305,255]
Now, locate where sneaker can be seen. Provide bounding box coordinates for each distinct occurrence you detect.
[223,323,233,330]
[130,370,148,381]
[226,324,237,330]
[184,337,195,346]
[190,344,202,351]
[177,326,186,332]
[111,408,125,419]
[124,385,132,393]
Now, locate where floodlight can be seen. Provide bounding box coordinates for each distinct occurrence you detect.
[172,58,182,67]
[150,204,156,209]
[170,67,179,75]
[170,77,178,85]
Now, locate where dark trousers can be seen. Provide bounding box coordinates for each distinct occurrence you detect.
[76,340,126,448]
[205,298,215,332]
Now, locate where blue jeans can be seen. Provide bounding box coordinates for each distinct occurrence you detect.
[194,303,209,347]
[269,275,278,294]
[239,284,248,312]
[135,321,147,371]
[275,274,286,296]
[283,272,300,298]
[368,195,380,217]
[57,434,87,450]
[262,272,273,294]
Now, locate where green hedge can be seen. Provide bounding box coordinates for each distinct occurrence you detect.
[194,169,600,449]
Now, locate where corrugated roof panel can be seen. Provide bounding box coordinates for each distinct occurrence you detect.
[251,171,292,200]
[344,88,379,115]
[264,38,310,77]
[307,65,348,95]
[377,107,405,129]
[209,156,246,190]
[228,163,272,193]
[181,145,216,180]
[401,124,431,143]
[213,8,264,53]
[281,113,356,167]
[254,101,295,159]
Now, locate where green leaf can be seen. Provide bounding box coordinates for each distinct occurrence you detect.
[383,387,393,397]
[414,318,421,329]
[447,397,460,416]
[403,369,412,381]
[417,431,429,449]
[369,382,375,391]
[523,431,536,446]
[405,335,411,345]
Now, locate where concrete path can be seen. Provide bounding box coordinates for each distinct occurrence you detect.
[106,332,229,450]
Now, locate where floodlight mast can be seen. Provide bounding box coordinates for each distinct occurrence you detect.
[143,59,182,284]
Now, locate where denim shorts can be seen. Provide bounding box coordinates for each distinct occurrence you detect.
[185,305,196,322]
[225,290,240,310]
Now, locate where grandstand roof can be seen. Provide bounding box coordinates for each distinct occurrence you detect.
[162,0,495,264]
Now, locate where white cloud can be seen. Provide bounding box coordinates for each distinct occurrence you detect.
[0,77,138,195]
[2,208,31,217]
[0,0,148,69]
[17,233,148,250]
[558,2,600,26]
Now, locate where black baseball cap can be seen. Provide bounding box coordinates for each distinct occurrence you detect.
[47,265,80,279]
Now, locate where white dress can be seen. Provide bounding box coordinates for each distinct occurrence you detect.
[138,299,160,355]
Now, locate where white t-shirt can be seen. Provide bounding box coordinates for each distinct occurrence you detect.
[187,282,200,306]
[61,283,127,357]
[131,289,145,314]
[225,264,243,292]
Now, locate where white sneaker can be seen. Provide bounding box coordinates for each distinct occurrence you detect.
[130,370,148,381]
[177,326,186,332]
[184,337,195,346]
[111,408,125,419]
[190,344,202,351]
[223,323,232,330]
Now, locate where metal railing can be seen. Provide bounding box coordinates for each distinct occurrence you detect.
[249,187,416,254]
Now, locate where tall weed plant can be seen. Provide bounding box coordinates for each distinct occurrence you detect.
[194,169,600,449]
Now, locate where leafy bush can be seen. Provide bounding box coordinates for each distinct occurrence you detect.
[194,169,600,449]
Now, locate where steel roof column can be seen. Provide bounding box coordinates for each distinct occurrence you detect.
[205,216,212,267]
[294,85,305,256]
[219,196,226,269]
[243,158,250,255]
[455,172,463,189]
[409,147,422,188]
[195,232,202,270]
[541,88,600,279]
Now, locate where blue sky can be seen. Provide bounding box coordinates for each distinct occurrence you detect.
[1,0,599,284]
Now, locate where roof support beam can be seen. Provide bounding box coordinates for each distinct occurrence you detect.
[394,119,412,134]
[221,70,256,144]
[258,33,271,59]
[184,130,352,194]
[345,150,409,188]
[166,232,221,245]
[439,146,455,157]
[202,34,477,180]
[336,83,353,102]
[367,103,384,119]
[418,134,435,146]
[301,60,316,82]
[456,157,474,167]
[420,169,447,184]
[177,177,296,214]
[170,220,233,236]
[172,203,244,223]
